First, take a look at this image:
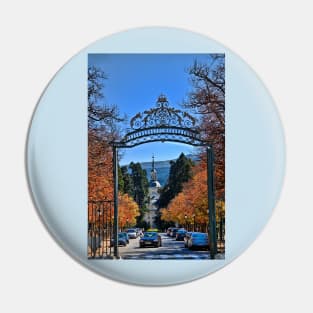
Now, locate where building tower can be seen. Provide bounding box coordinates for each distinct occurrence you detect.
[144,154,161,228]
[150,154,161,188]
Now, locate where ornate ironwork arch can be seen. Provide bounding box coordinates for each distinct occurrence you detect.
[112,95,208,148]
[110,95,217,259]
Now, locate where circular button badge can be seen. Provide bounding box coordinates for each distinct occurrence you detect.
[26,27,285,286]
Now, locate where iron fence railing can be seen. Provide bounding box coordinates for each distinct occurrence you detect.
[88,200,113,259]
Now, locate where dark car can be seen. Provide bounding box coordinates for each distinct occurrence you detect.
[170,228,179,238]
[176,229,187,241]
[139,232,162,248]
[110,233,127,247]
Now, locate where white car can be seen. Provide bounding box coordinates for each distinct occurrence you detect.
[126,228,137,239]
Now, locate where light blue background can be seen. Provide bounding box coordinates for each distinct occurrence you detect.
[26,27,285,286]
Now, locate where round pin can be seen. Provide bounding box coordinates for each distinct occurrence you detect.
[26,27,285,286]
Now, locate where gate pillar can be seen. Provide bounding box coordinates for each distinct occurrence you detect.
[113,145,119,258]
[207,146,217,258]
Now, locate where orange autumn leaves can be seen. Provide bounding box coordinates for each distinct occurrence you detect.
[160,160,225,225]
[118,193,140,227]
[88,193,140,226]
[88,129,114,201]
[88,129,139,227]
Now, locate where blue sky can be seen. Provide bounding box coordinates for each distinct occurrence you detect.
[89,54,210,164]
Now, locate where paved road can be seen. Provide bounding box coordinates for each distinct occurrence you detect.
[119,233,210,259]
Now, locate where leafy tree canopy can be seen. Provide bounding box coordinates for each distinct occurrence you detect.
[158,153,193,208]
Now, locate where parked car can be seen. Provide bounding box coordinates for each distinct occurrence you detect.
[119,232,129,244]
[176,228,187,241]
[139,232,162,248]
[188,232,209,250]
[170,228,179,238]
[126,228,137,239]
[184,232,194,247]
[110,233,128,247]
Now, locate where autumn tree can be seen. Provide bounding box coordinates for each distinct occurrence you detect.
[88,66,123,127]
[161,53,225,227]
[88,66,141,228]
[160,164,205,226]
[118,193,140,228]
[88,128,114,201]
[161,162,225,231]
[88,66,122,203]
[184,54,225,200]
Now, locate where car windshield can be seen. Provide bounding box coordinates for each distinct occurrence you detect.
[178,229,186,233]
[144,232,156,237]
[127,229,136,232]
[118,234,124,238]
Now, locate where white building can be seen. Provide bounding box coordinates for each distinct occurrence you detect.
[145,155,161,228]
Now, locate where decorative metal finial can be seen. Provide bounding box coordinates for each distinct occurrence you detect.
[130,95,196,130]
[157,94,168,107]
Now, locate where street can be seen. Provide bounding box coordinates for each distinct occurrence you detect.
[119,233,210,260]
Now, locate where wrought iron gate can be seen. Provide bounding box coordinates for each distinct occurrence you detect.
[111,95,218,259]
[217,216,225,254]
[88,200,113,258]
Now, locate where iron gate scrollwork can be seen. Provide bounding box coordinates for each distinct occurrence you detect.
[115,95,204,148]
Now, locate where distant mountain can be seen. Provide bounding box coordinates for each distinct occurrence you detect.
[140,154,199,187]
[121,154,199,187]
[185,154,200,162]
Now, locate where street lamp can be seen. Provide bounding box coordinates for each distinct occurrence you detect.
[184,214,188,231]
[192,213,196,232]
